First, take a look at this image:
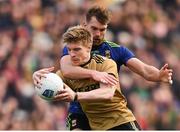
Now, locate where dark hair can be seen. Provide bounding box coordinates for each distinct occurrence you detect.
[86,6,111,25]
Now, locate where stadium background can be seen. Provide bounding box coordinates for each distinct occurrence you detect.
[0,0,179,130]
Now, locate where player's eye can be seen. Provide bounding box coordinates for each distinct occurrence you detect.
[91,27,98,31]
[73,48,81,51]
[100,28,106,32]
[67,48,71,52]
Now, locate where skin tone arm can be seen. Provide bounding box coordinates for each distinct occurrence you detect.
[53,83,116,102]
[126,58,173,83]
[32,68,116,102]
[60,55,118,86]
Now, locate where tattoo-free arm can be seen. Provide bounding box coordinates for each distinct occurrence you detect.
[60,55,118,85]
[126,58,173,83]
[53,83,116,102]
[60,55,94,79]
[77,83,116,102]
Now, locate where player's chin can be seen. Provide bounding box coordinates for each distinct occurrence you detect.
[72,61,80,66]
[93,40,102,46]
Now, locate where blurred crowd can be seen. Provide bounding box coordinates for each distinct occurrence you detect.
[0,0,179,130]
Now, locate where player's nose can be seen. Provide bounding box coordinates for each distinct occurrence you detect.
[94,30,101,36]
[69,51,76,57]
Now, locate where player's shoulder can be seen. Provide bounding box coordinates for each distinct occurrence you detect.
[103,40,120,48]
[103,40,132,54]
[92,54,116,65]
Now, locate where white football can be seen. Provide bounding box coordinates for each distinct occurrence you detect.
[35,73,64,101]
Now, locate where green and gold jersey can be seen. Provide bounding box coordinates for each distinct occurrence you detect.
[57,54,135,130]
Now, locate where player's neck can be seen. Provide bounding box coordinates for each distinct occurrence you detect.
[80,54,92,67]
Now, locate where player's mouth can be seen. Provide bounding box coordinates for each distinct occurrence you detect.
[71,59,80,65]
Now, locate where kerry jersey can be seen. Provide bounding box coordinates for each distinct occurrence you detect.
[62,40,135,114]
[56,54,136,130]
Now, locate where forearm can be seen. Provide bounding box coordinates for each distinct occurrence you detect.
[127,58,161,82]
[77,86,115,102]
[143,65,160,82]
[62,65,94,79]
[60,56,93,79]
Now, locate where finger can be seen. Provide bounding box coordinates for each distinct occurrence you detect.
[34,75,42,83]
[34,83,42,89]
[34,81,37,86]
[100,79,108,84]
[54,93,68,101]
[169,80,173,85]
[33,72,47,79]
[38,70,51,75]
[56,90,66,95]
[161,63,168,70]
[53,94,63,100]
[168,73,172,76]
[39,73,48,78]
[105,78,118,86]
[168,69,173,73]
[108,76,118,84]
[60,97,71,102]
[33,79,42,87]
[39,67,54,71]
[109,74,118,81]
[168,76,172,81]
[105,75,118,86]
[44,67,55,71]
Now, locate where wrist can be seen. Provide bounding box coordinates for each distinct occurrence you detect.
[90,70,97,78]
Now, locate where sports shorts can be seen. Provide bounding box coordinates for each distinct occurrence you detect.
[66,113,91,130]
[108,120,141,130]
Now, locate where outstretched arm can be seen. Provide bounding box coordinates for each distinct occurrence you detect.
[126,58,173,84]
[53,83,116,102]
[60,55,118,86]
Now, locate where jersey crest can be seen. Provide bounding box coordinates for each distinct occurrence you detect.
[105,50,111,59]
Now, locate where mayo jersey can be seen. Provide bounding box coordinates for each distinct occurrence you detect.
[62,40,135,114]
[57,54,136,130]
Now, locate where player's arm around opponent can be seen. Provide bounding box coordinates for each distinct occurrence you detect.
[32,65,118,88]
[61,55,173,85]
[60,55,118,85]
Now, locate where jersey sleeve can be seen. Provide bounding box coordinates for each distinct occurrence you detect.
[100,58,119,79]
[119,46,135,65]
[61,46,69,57]
[56,70,68,84]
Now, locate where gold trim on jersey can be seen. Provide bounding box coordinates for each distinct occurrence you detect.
[92,55,105,64]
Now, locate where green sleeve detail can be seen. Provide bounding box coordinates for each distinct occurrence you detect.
[104,40,120,47]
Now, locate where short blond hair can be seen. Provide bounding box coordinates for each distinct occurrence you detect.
[63,25,92,47]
